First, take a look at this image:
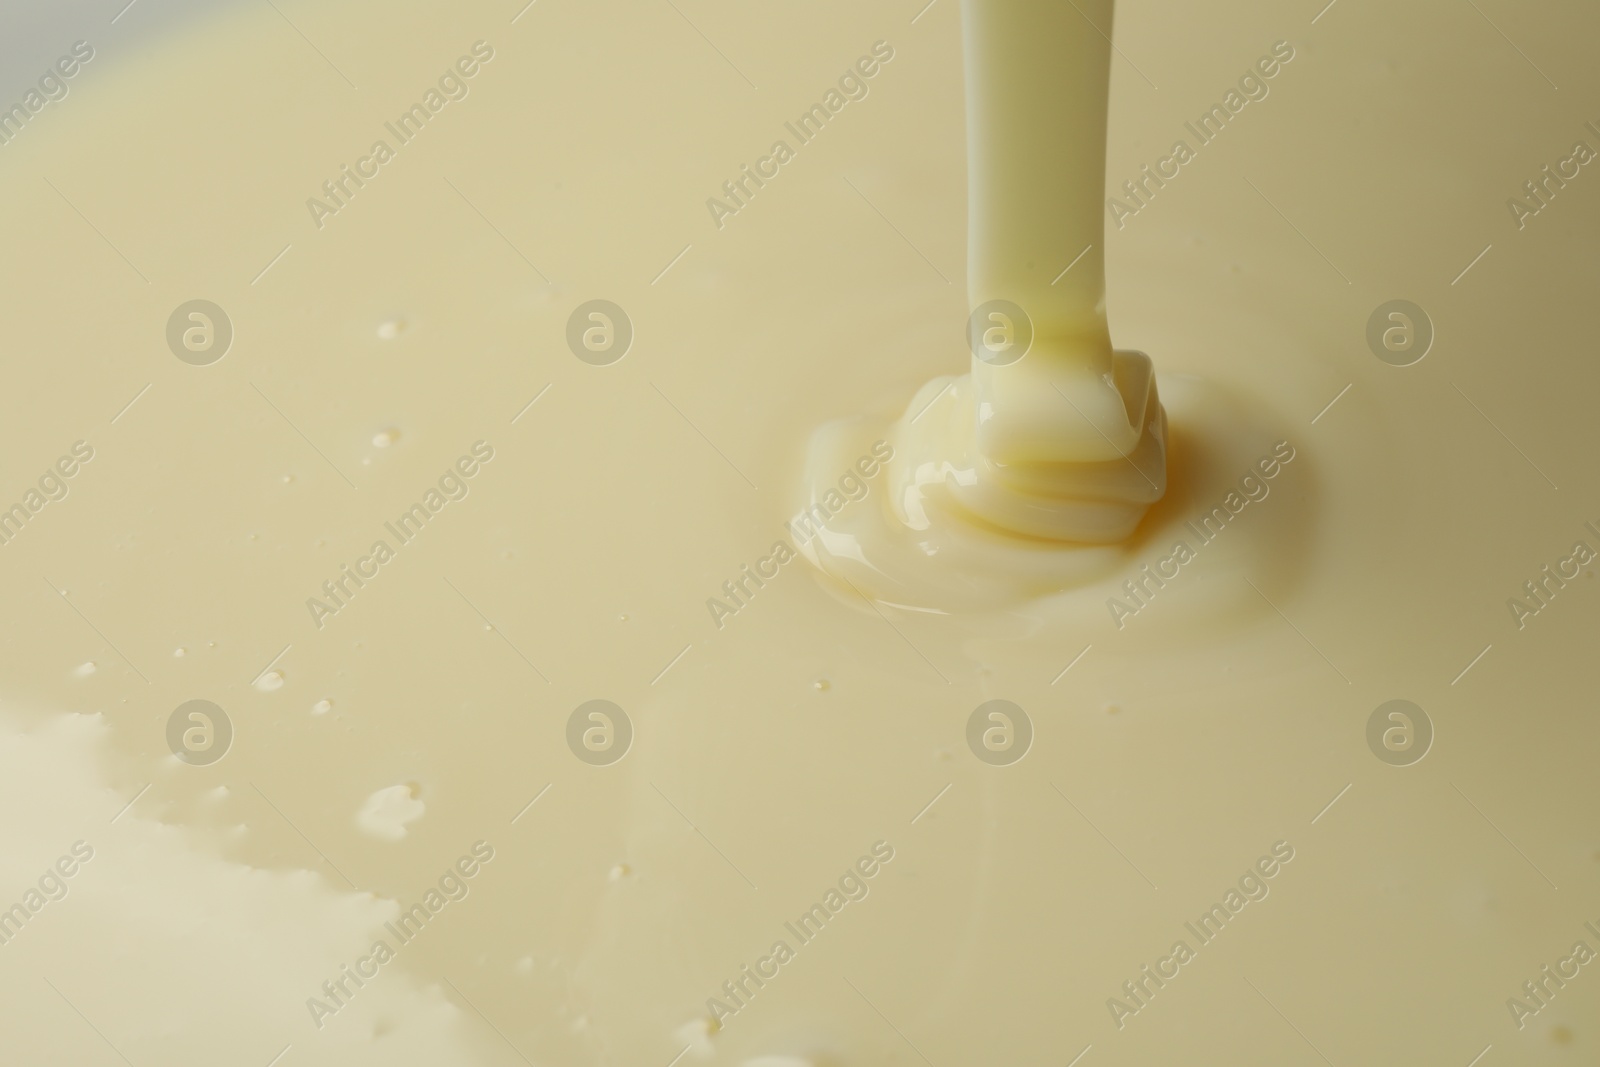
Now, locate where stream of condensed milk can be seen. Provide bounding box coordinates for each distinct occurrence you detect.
[959,0,1164,506]
[797,0,1169,611]
[0,0,1596,1064]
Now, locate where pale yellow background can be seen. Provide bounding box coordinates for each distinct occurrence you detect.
[0,0,1596,1064]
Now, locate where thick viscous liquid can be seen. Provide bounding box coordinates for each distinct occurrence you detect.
[0,1,1597,1065]
[798,0,1171,600]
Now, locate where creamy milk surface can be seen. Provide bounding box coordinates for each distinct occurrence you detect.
[1,0,1598,1064]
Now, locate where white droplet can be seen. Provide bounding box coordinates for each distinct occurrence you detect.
[312,698,332,715]
[254,669,284,692]
[73,662,97,677]
[372,428,399,448]
[280,473,294,484]
[376,317,407,340]
[609,863,631,881]
[355,783,425,841]
[173,647,187,658]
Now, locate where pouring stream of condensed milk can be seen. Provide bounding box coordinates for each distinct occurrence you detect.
[800,0,1166,604]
